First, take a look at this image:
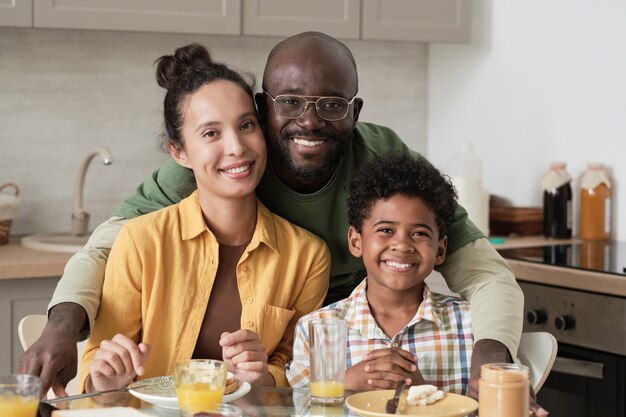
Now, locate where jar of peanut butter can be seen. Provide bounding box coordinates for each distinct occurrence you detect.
[478,363,529,417]
[579,163,611,240]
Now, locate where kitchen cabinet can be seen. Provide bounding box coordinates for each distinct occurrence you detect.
[1,0,241,35]
[243,0,470,42]
[0,0,31,27]
[362,0,471,42]
[0,240,72,373]
[2,0,470,43]
[0,277,59,374]
[243,0,360,40]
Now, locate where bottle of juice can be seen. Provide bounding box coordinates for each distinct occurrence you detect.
[579,163,611,240]
[541,162,572,238]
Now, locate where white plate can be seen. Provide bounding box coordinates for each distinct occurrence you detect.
[129,375,251,410]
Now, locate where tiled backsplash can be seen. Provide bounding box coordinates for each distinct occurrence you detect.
[0,28,427,236]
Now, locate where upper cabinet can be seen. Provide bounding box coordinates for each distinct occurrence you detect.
[0,0,32,27]
[243,0,360,40]
[2,0,240,34]
[362,0,471,42]
[242,0,470,42]
[1,0,471,43]
[34,0,241,34]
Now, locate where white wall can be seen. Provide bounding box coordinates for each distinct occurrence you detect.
[0,28,426,236]
[428,0,625,240]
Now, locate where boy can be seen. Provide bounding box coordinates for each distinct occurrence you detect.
[287,153,472,393]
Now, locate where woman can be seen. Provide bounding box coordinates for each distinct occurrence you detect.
[79,43,330,391]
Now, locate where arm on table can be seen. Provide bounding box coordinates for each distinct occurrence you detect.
[18,159,191,394]
[437,238,523,398]
[17,217,126,397]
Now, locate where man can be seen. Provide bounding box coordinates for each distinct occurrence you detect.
[19,32,523,400]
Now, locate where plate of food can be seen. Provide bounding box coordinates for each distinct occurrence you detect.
[128,373,251,410]
[345,385,478,417]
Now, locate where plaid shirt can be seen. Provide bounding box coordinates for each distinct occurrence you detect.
[287,279,473,394]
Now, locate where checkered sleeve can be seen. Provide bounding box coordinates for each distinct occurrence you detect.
[286,316,312,387]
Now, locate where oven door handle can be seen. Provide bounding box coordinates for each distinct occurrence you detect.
[552,356,604,379]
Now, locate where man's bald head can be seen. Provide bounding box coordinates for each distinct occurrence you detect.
[262,32,358,94]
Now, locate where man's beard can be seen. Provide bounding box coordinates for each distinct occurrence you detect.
[266,129,352,183]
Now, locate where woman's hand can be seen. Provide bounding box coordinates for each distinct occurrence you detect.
[345,348,423,391]
[87,334,150,392]
[220,330,274,386]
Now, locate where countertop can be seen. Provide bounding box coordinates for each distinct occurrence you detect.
[0,237,72,280]
[1,235,624,297]
[491,235,626,297]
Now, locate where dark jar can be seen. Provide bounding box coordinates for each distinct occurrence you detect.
[542,162,572,238]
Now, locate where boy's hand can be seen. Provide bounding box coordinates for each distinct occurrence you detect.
[345,348,424,390]
[88,334,150,392]
[220,330,274,386]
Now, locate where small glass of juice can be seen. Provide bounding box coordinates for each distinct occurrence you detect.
[174,359,228,414]
[308,318,347,405]
[0,374,42,417]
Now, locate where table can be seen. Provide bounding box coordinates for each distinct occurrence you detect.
[37,386,480,417]
[38,387,349,417]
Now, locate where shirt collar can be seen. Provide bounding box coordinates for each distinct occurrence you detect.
[344,279,444,340]
[179,190,279,253]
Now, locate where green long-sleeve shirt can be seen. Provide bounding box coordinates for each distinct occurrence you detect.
[51,122,523,356]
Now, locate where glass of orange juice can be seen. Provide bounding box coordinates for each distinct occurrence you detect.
[0,374,42,417]
[309,318,347,404]
[174,359,228,414]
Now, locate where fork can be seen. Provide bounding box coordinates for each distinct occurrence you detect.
[385,380,407,414]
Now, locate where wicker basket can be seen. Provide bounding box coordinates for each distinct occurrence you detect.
[0,182,20,245]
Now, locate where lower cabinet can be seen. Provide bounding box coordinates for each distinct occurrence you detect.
[0,277,59,374]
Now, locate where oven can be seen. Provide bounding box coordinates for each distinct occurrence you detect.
[520,281,626,417]
[498,242,626,417]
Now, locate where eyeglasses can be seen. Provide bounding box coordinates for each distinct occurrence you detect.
[263,91,357,122]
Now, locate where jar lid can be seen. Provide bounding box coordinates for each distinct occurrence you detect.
[587,162,604,169]
[480,363,529,382]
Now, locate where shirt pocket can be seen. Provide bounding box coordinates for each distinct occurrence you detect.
[259,304,296,354]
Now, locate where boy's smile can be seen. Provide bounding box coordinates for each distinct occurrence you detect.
[348,193,447,296]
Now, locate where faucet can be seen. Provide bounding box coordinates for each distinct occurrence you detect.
[71,147,113,236]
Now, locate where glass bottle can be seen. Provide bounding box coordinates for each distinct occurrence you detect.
[445,143,490,236]
[541,162,572,238]
[479,363,529,417]
[579,163,611,240]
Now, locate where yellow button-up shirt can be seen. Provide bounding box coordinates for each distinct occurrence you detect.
[79,191,330,387]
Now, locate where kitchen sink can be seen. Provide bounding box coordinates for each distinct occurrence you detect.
[21,233,90,253]
[20,147,113,255]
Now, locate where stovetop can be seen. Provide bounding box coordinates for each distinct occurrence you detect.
[497,241,626,277]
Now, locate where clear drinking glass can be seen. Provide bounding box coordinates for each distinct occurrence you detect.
[0,374,42,417]
[179,403,242,417]
[174,359,228,415]
[308,318,347,404]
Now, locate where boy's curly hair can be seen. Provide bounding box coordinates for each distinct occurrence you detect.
[347,153,458,237]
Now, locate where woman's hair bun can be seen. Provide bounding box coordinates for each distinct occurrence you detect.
[155,43,214,90]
